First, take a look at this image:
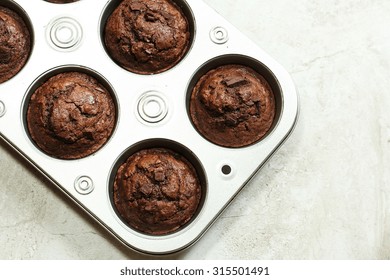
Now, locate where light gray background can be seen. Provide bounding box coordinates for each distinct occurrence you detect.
[1,0,389,259]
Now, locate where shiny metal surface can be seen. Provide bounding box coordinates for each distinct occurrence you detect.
[0,0,298,255]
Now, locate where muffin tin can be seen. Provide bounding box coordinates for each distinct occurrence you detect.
[0,0,298,255]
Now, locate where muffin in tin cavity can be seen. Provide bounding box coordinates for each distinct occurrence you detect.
[113,148,202,235]
[190,64,276,148]
[26,71,116,160]
[104,0,191,74]
[44,0,79,3]
[0,5,31,84]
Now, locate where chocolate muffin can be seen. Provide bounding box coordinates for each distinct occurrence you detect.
[45,0,79,3]
[26,72,116,159]
[0,6,31,84]
[113,148,202,235]
[104,0,190,74]
[190,64,276,148]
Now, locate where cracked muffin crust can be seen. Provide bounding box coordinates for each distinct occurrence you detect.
[26,72,116,159]
[113,148,202,235]
[0,6,31,84]
[190,64,276,148]
[104,0,190,74]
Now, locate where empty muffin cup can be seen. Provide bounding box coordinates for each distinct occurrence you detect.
[0,0,33,84]
[24,66,117,160]
[101,0,194,74]
[188,55,282,148]
[110,139,206,236]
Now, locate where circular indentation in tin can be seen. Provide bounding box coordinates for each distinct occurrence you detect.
[108,139,207,236]
[0,101,6,117]
[137,91,168,124]
[22,65,118,160]
[219,162,235,179]
[99,0,195,74]
[55,26,74,43]
[210,26,228,44]
[187,55,283,148]
[221,164,232,175]
[46,17,82,51]
[0,0,34,84]
[75,176,94,195]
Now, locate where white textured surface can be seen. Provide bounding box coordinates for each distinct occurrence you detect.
[1,0,390,259]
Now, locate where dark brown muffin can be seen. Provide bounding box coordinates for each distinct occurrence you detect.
[45,0,79,3]
[26,72,116,160]
[104,0,190,74]
[190,64,276,148]
[0,6,31,84]
[113,148,202,235]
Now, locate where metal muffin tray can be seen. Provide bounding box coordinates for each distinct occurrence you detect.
[0,0,298,255]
